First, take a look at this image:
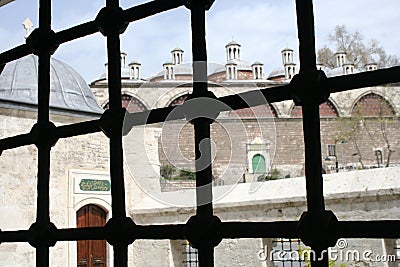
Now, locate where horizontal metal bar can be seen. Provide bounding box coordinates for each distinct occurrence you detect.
[0,221,399,243]
[0,230,30,242]
[54,21,98,45]
[338,221,400,238]
[124,85,292,129]
[122,0,184,23]
[54,227,106,241]
[53,119,101,139]
[135,225,185,239]
[0,133,34,151]
[0,0,184,66]
[0,44,31,67]
[123,106,181,128]
[52,225,186,241]
[327,66,400,93]
[0,119,101,152]
[220,222,298,238]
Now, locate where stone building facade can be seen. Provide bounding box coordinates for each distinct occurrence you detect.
[0,41,399,267]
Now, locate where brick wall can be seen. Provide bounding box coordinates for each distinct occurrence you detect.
[158,117,400,181]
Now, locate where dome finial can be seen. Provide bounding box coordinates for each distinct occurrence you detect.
[22,17,34,39]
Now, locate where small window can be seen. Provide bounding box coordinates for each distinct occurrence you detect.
[327,144,336,157]
[373,148,384,166]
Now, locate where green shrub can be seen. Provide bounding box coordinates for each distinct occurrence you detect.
[160,164,176,179]
[178,169,196,180]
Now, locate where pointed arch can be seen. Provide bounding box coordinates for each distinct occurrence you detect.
[319,100,339,117]
[103,94,148,113]
[290,100,339,118]
[169,94,279,118]
[229,104,278,118]
[168,93,189,107]
[351,92,395,117]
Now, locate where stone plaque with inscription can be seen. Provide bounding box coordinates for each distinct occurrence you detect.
[79,179,111,192]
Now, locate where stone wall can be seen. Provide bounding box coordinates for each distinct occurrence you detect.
[0,109,112,266]
[131,167,400,267]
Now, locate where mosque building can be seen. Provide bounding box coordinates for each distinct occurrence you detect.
[92,40,400,184]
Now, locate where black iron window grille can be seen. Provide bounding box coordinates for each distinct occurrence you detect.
[395,239,400,264]
[272,239,306,267]
[0,0,399,266]
[183,240,199,267]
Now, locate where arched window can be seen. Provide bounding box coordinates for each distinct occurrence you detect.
[290,100,338,118]
[169,94,189,107]
[229,104,277,118]
[252,154,266,174]
[104,94,147,113]
[352,93,395,117]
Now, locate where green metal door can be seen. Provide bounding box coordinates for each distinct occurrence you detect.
[252,154,266,173]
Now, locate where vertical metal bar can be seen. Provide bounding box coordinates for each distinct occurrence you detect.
[198,247,214,267]
[36,0,52,266]
[189,2,214,266]
[295,0,325,215]
[190,1,208,95]
[36,55,51,223]
[295,0,327,266]
[107,29,126,217]
[194,123,213,216]
[295,0,317,72]
[104,0,128,266]
[190,0,212,220]
[302,104,325,211]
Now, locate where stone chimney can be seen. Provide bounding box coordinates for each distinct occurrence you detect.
[281,48,296,80]
[171,47,184,65]
[226,40,241,61]
[334,51,346,68]
[128,61,141,80]
[163,62,175,80]
[251,62,264,80]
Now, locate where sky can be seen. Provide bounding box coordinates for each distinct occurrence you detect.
[0,0,399,83]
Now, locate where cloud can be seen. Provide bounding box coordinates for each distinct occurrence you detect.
[206,0,298,77]
[1,0,399,83]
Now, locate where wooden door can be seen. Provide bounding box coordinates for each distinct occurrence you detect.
[77,204,107,267]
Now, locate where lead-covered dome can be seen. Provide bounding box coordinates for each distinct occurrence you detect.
[0,55,103,115]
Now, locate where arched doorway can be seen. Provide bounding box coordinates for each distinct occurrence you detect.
[77,204,107,267]
[252,154,266,174]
